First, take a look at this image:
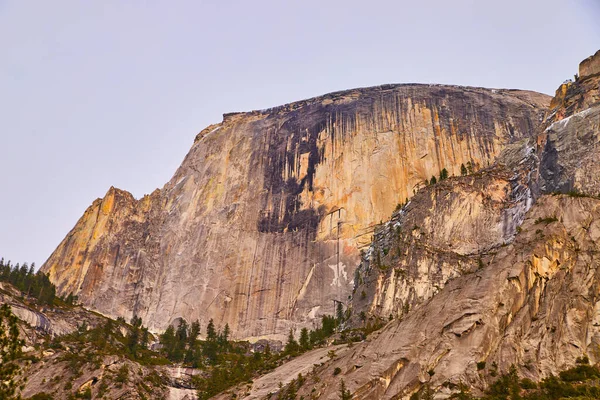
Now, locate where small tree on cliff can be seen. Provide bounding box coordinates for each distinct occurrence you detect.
[126,315,144,358]
[206,319,217,341]
[284,329,299,355]
[430,176,437,185]
[339,379,352,400]
[299,327,310,350]
[439,168,449,181]
[204,319,218,364]
[461,163,468,176]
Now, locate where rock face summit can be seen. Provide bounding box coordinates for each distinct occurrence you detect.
[42,84,549,339]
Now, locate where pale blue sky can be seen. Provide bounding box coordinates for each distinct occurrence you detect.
[1,0,599,267]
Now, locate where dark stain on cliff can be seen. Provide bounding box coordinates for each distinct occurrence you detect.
[257,106,329,234]
[256,85,543,235]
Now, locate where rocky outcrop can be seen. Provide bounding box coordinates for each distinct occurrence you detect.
[42,84,549,339]
[539,105,600,194]
[352,138,538,321]
[579,49,600,79]
[292,195,600,399]
[538,60,600,195]
[0,282,102,338]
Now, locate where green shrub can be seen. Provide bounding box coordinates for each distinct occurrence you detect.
[115,364,129,384]
[520,378,537,389]
[559,364,600,382]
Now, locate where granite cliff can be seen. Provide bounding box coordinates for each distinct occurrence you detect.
[35,49,600,399]
[42,84,549,340]
[257,50,600,399]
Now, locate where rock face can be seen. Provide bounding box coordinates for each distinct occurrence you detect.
[579,49,600,79]
[352,138,538,322]
[42,84,549,339]
[539,60,600,195]
[0,282,100,337]
[276,51,600,399]
[292,194,600,400]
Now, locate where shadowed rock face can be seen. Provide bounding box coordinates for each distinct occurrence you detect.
[41,84,549,339]
[538,62,600,195]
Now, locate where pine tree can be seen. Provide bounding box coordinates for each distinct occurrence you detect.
[189,320,200,346]
[185,320,201,364]
[204,319,218,364]
[206,318,217,341]
[126,315,143,357]
[339,379,352,400]
[173,319,188,361]
[439,168,449,181]
[160,325,176,359]
[461,163,468,176]
[284,329,299,355]
[219,323,230,349]
[299,327,310,350]
[430,176,437,185]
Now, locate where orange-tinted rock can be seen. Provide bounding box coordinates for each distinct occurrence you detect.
[579,49,600,79]
[42,84,549,340]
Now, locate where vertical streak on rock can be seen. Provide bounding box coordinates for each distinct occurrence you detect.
[42,84,550,339]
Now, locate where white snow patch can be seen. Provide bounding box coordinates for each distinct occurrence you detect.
[307,306,321,319]
[329,263,348,287]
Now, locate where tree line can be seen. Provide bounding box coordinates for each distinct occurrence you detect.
[0,258,56,305]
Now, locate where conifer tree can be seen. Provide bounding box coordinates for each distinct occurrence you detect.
[126,315,143,357]
[204,319,218,364]
[189,320,201,346]
[219,323,230,349]
[160,325,176,359]
[206,319,217,341]
[299,327,310,350]
[439,168,449,181]
[339,379,352,400]
[284,329,299,355]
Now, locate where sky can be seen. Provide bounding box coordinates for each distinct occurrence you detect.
[1,1,599,268]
